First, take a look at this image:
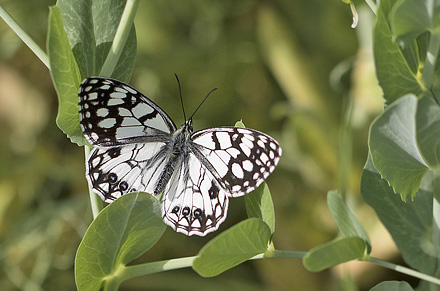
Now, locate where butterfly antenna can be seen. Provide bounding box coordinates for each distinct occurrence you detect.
[175,73,187,121]
[189,87,218,120]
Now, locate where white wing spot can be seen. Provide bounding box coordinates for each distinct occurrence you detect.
[242,160,253,172]
[231,163,244,179]
[97,108,109,117]
[98,118,117,128]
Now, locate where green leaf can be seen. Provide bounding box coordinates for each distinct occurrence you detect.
[75,192,166,291]
[416,95,440,168]
[369,94,429,200]
[327,191,371,253]
[245,183,275,235]
[57,0,137,81]
[390,0,440,46]
[370,281,414,291]
[374,0,423,103]
[390,0,431,45]
[193,218,271,277]
[302,237,367,272]
[361,157,439,275]
[47,6,83,146]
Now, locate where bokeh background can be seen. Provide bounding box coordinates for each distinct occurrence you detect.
[0,0,414,290]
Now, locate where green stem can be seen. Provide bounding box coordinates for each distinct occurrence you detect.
[99,0,139,77]
[422,30,440,90]
[0,4,49,69]
[364,0,377,15]
[84,146,103,218]
[364,256,440,286]
[106,256,197,290]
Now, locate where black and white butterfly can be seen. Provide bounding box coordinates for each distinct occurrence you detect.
[78,77,282,236]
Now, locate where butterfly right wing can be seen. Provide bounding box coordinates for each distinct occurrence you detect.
[79,77,177,147]
[161,152,229,236]
[86,142,170,202]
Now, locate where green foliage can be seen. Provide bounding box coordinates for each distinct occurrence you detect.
[369,95,429,200]
[361,158,439,276]
[5,0,440,289]
[327,191,371,252]
[75,192,166,291]
[303,237,367,272]
[193,218,271,277]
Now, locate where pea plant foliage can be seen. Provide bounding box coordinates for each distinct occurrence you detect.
[2,0,440,290]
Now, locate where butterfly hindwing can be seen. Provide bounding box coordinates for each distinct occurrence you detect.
[162,153,229,236]
[191,127,282,197]
[79,77,176,147]
[86,142,169,202]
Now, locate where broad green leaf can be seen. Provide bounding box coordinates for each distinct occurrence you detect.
[374,0,423,103]
[75,192,166,291]
[327,191,371,253]
[361,157,439,275]
[416,95,440,168]
[57,0,137,81]
[302,237,367,272]
[47,6,83,145]
[193,218,271,277]
[390,0,440,46]
[370,281,414,291]
[245,183,275,235]
[369,94,429,200]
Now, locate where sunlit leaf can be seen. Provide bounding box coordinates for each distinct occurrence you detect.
[47,6,83,145]
[361,157,438,274]
[75,192,166,291]
[193,218,271,277]
[327,191,371,253]
[374,0,423,103]
[303,237,367,272]
[245,183,275,235]
[369,94,429,200]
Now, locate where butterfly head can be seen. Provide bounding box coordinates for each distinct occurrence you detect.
[181,118,193,134]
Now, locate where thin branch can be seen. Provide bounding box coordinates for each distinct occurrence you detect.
[0,4,49,69]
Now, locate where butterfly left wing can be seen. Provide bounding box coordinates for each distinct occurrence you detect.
[79,77,177,147]
[191,127,282,197]
[162,153,229,236]
[87,143,171,202]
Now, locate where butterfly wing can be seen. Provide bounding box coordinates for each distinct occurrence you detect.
[79,77,177,147]
[191,127,282,197]
[79,77,176,200]
[86,143,171,202]
[162,153,229,236]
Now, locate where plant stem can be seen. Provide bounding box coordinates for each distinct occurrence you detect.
[364,0,377,15]
[422,30,440,90]
[0,4,49,69]
[364,256,440,286]
[84,146,103,218]
[432,172,440,246]
[99,0,139,77]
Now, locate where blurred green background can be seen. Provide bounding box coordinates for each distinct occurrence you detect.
[0,0,413,290]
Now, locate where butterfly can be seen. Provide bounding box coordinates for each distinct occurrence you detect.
[78,77,282,236]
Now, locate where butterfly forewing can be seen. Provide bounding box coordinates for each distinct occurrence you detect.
[79,78,176,147]
[191,127,282,197]
[79,77,282,236]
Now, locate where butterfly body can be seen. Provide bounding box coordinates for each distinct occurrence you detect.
[79,77,281,236]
